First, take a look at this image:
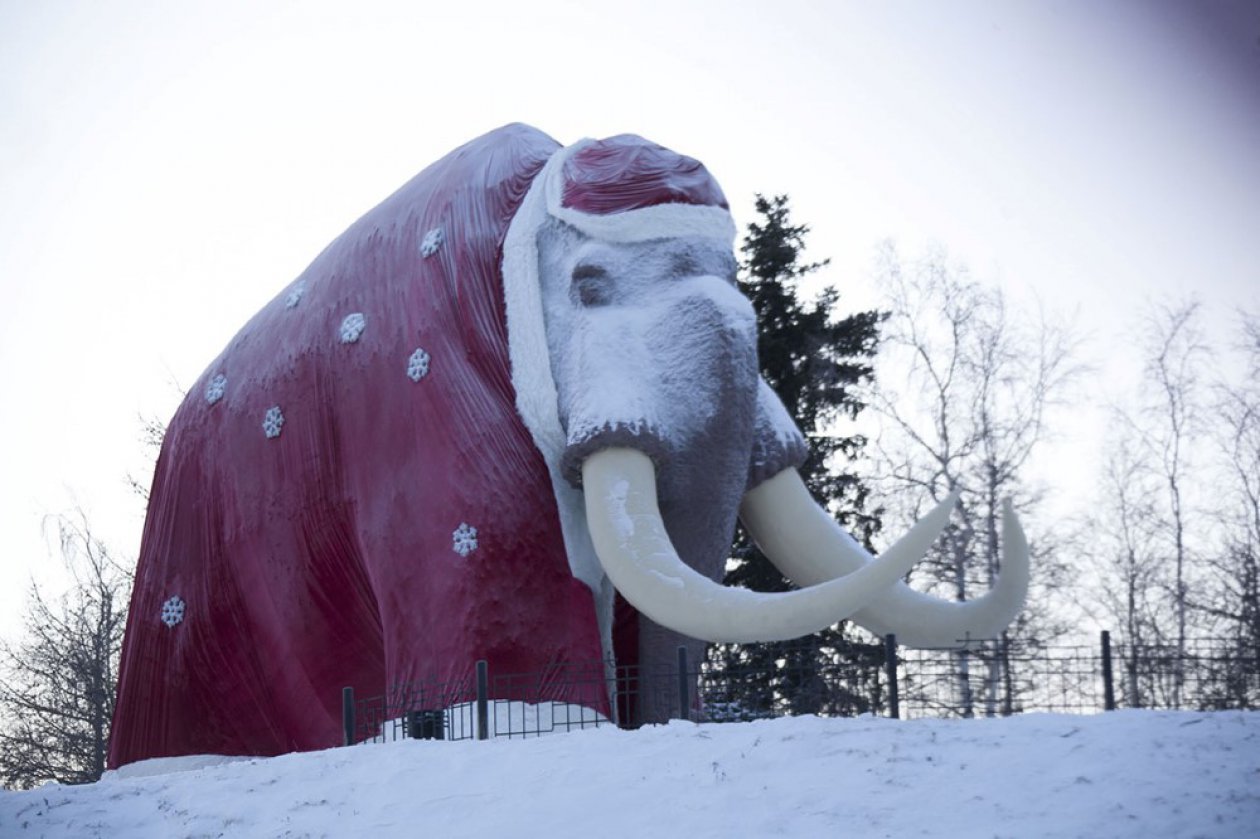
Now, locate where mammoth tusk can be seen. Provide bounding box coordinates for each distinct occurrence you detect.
[581,447,959,644]
[738,468,1029,649]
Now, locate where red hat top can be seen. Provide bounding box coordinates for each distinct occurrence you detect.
[560,134,730,217]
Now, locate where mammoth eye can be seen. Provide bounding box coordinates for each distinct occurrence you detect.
[571,263,612,306]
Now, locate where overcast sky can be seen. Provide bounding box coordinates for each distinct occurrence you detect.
[1,1,1257,636]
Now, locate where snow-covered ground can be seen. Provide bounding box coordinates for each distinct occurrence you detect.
[3,711,1257,838]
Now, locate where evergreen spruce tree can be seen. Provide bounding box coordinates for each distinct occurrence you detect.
[707,195,886,719]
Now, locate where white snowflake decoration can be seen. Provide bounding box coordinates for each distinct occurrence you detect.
[407,347,431,382]
[262,405,285,439]
[205,373,227,405]
[420,227,444,258]
[340,312,366,344]
[285,282,306,309]
[452,523,478,557]
[161,595,186,627]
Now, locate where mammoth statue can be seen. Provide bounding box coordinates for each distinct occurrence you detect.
[108,124,1027,767]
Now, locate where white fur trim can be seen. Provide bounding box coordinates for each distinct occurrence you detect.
[502,147,568,468]
[545,140,736,245]
[502,144,611,652]
[553,200,735,244]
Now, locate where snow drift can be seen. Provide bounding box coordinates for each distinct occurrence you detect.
[4,711,1258,838]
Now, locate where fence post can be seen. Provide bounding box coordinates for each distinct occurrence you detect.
[341,686,355,746]
[476,659,489,740]
[1100,630,1116,711]
[677,645,690,721]
[884,634,900,719]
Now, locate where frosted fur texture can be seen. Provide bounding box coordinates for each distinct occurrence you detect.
[749,379,809,487]
[534,223,758,485]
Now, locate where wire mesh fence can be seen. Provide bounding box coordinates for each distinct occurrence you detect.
[1111,637,1260,712]
[895,642,1108,718]
[344,633,1259,746]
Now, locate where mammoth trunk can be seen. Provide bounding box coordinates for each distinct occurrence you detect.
[556,281,761,723]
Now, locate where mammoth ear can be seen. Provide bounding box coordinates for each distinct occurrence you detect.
[747,378,809,491]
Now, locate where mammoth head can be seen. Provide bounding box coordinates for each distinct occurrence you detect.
[504,134,1029,648]
[541,229,759,488]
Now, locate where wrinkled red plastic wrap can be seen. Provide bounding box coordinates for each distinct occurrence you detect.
[561,134,729,214]
[109,124,736,767]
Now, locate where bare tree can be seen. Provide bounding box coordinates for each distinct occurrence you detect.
[1146,305,1206,670]
[125,413,167,505]
[1198,311,1260,707]
[1085,434,1174,706]
[868,243,1082,716]
[1100,302,1211,705]
[0,512,131,789]
[1085,302,1260,709]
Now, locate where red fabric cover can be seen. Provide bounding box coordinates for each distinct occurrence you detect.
[561,134,729,215]
[108,124,613,766]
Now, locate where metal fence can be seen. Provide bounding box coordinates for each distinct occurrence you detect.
[342,632,1260,745]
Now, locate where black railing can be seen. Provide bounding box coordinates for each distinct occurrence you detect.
[342,633,1260,746]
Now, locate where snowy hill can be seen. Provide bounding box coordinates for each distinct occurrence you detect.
[3,711,1257,838]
